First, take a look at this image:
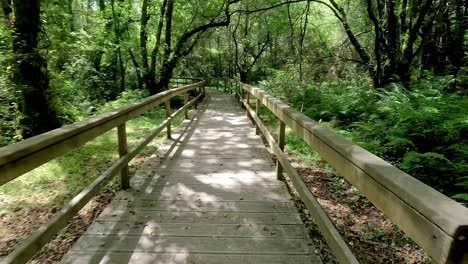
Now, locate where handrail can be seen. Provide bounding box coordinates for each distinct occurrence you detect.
[0,81,206,186]
[0,81,206,264]
[235,82,468,263]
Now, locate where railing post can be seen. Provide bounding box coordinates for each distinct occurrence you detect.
[194,88,199,109]
[230,80,233,94]
[246,93,250,117]
[276,120,286,180]
[224,79,227,92]
[165,100,171,139]
[184,92,189,119]
[118,123,130,189]
[255,98,261,135]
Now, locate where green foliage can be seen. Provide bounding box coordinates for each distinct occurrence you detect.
[265,71,467,198]
[0,89,181,214]
[0,83,21,146]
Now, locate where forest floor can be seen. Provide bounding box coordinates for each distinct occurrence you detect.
[280,151,430,263]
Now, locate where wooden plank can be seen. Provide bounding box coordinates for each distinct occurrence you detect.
[118,123,129,189]
[61,252,316,264]
[124,184,291,202]
[276,120,285,180]
[154,161,275,172]
[100,200,297,213]
[130,174,281,186]
[68,235,312,254]
[165,100,171,139]
[242,84,468,263]
[255,98,261,135]
[96,210,303,225]
[82,222,308,238]
[244,102,358,264]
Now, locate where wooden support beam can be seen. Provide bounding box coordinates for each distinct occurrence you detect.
[117,123,129,189]
[165,100,171,139]
[255,98,261,135]
[276,120,285,180]
[246,93,250,117]
[184,93,189,119]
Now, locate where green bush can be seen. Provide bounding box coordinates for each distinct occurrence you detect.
[264,71,467,199]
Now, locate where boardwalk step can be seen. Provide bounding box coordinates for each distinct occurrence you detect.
[68,236,313,254]
[83,222,308,238]
[62,252,316,264]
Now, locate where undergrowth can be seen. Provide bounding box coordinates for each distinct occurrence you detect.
[262,71,467,203]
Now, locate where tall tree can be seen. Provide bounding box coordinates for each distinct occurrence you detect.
[11,0,61,137]
[312,0,446,87]
[232,7,271,83]
[152,0,241,94]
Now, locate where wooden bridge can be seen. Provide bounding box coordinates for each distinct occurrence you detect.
[0,79,467,263]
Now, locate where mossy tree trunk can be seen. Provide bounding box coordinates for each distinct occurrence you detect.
[12,0,61,138]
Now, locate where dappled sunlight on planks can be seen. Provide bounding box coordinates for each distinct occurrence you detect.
[61,89,320,264]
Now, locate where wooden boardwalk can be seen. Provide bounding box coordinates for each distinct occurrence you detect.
[61,89,320,264]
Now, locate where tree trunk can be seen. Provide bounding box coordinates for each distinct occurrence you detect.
[12,0,61,138]
[1,0,12,26]
[149,0,168,91]
[447,0,466,72]
[140,0,151,90]
[111,0,125,95]
[239,70,248,83]
[67,0,75,32]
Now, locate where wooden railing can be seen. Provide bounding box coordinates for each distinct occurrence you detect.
[233,82,468,264]
[0,81,207,264]
[169,76,202,87]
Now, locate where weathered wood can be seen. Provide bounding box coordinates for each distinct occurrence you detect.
[84,222,307,238]
[244,101,358,264]
[165,100,171,139]
[0,81,207,186]
[104,200,297,213]
[1,90,205,264]
[242,83,468,263]
[255,98,261,135]
[117,123,129,189]
[61,252,315,264]
[184,93,189,119]
[69,236,311,254]
[276,120,285,180]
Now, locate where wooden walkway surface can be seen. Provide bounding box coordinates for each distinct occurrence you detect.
[61,89,320,264]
